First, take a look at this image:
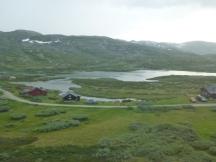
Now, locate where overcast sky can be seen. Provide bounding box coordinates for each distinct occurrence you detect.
[1,0,216,43]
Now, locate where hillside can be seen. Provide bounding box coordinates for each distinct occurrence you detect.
[134,41,216,55]
[0,30,216,73]
[178,41,216,55]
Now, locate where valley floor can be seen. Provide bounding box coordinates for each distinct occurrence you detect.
[1,99,216,162]
[1,75,216,162]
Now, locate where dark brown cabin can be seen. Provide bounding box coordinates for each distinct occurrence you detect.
[62,92,80,101]
[201,85,216,99]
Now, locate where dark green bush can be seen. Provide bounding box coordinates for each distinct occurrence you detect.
[0,152,10,160]
[35,120,80,133]
[0,106,10,113]
[153,124,198,142]
[0,99,8,106]
[95,148,111,159]
[95,123,213,162]
[137,101,155,112]
[127,106,134,110]
[0,136,37,149]
[48,97,58,100]
[97,136,134,161]
[210,134,216,142]
[182,105,196,110]
[4,123,16,128]
[30,97,42,102]
[191,140,213,150]
[129,123,142,131]
[208,146,216,155]
[211,108,216,112]
[35,109,66,117]
[10,113,26,120]
[73,114,89,121]
[70,120,80,127]
[136,147,166,162]
[137,102,182,113]
[98,138,113,148]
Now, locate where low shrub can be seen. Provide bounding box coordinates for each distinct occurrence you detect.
[95,147,111,159]
[211,108,216,112]
[127,106,134,110]
[136,146,166,162]
[48,97,58,100]
[208,146,216,155]
[4,123,16,128]
[73,114,89,121]
[0,106,10,113]
[0,100,8,106]
[210,134,216,142]
[35,109,66,117]
[137,102,182,113]
[10,113,26,120]
[0,152,10,160]
[191,140,213,150]
[35,120,80,133]
[96,138,132,161]
[137,101,155,112]
[0,136,38,149]
[70,120,80,127]
[153,124,198,142]
[30,97,42,102]
[95,123,215,162]
[182,105,196,110]
[98,138,113,148]
[129,123,142,131]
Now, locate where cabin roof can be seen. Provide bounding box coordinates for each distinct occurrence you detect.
[23,87,47,93]
[204,85,216,94]
[60,91,77,98]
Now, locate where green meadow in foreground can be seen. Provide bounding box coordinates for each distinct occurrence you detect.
[1,98,216,161]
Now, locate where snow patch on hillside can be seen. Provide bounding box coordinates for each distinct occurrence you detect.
[22,38,61,44]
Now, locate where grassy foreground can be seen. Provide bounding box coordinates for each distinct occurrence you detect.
[1,98,216,161]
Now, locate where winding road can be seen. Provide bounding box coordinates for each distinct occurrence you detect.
[1,88,216,109]
[0,88,128,109]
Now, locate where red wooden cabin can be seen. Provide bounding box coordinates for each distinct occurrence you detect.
[22,87,47,96]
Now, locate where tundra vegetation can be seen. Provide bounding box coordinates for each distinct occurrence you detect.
[35,109,66,117]
[1,73,216,161]
[0,97,216,162]
[34,120,81,133]
[0,106,10,113]
[10,113,26,120]
[2,30,216,161]
[72,76,216,104]
[72,114,89,121]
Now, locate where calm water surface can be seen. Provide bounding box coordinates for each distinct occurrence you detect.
[14,70,216,101]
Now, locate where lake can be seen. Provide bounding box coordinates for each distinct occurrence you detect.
[14,70,216,101]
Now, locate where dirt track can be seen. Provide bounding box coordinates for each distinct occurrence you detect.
[1,88,216,109]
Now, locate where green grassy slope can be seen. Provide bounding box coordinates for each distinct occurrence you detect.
[1,30,216,73]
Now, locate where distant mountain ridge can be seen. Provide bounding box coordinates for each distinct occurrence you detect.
[0,30,216,73]
[132,40,216,55]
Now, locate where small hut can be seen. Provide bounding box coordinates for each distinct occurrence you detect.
[61,92,80,101]
[22,87,47,96]
[201,85,216,99]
